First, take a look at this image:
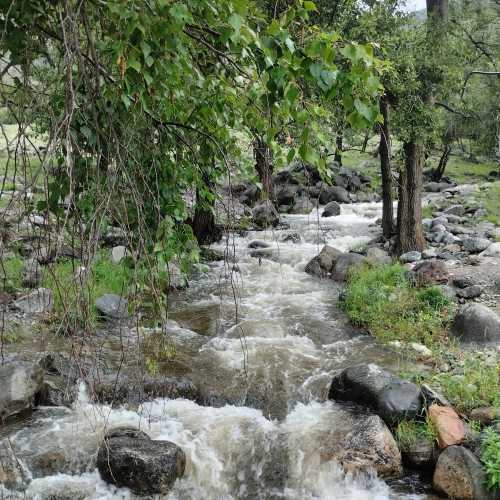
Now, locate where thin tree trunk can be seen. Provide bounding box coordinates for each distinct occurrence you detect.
[432,144,452,181]
[379,96,393,239]
[361,131,370,153]
[396,142,426,253]
[253,136,273,199]
[334,132,343,165]
[191,175,221,245]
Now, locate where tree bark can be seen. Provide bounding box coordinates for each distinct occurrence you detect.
[253,136,273,199]
[432,143,451,181]
[396,142,426,253]
[191,175,221,245]
[379,96,394,239]
[426,0,448,23]
[334,132,343,165]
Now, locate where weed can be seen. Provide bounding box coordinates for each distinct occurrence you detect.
[482,427,500,491]
[395,418,437,451]
[0,254,23,291]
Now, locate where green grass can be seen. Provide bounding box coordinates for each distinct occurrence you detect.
[0,254,23,292]
[395,418,437,451]
[480,182,500,225]
[42,251,133,329]
[443,155,499,184]
[421,205,433,219]
[342,263,454,348]
[482,427,500,491]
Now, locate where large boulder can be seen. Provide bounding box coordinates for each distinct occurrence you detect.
[329,364,422,424]
[332,253,367,281]
[319,186,350,205]
[275,184,299,207]
[0,439,27,490]
[366,247,392,266]
[305,245,343,278]
[97,427,185,495]
[428,404,465,449]
[334,415,402,479]
[451,303,500,343]
[433,446,496,500]
[12,288,53,314]
[462,237,491,254]
[402,438,436,470]
[95,294,129,320]
[251,201,279,229]
[413,259,449,286]
[322,201,341,217]
[0,361,44,420]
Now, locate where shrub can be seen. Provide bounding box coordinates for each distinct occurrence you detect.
[482,427,500,491]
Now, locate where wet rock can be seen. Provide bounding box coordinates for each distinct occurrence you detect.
[0,361,44,420]
[248,240,271,249]
[252,201,279,229]
[282,232,301,243]
[444,205,466,216]
[289,194,314,214]
[319,186,350,205]
[334,415,402,479]
[433,445,495,500]
[21,258,43,288]
[91,374,198,405]
[469,407,496,425]
[111,245,127,264]
[332,253,367,282]
[305,245,343,278]
[12,288,53,314]
[421,384,450,407]
[400,251,421,263]
[97,427,185,495]
[200,247,225,261]
[329,364,422,424]
[275,184,299,207]
[462,237,491,254]
[456,285,482,299]
[95,294,128,320]
[402,438,436,470]
[413,259,449,286]
[0,438,27,490]
[322,201,341,217]
[366,247,392,266]
[451,303,500,343]
[428,404,465,448]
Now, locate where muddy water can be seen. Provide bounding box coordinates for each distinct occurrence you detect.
[2,202,425,499]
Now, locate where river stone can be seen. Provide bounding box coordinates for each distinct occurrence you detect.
[0,361,44,420]
[0,439,27,490]
[319,186,350,205]
[444,205,466,216]
[480,242,500,257]
[329,364,422,424]
[456,285,482,299]
[305,245,343,278]
[462,237,491,254]
[322,201,341,217]
[332,253,366,281]
[252,201,279,228]
[12,288,53,314]
[111,245,127,264]
[334,415,402,479]
[421,384,450,407]
[451,303,500,343]
[428,404,465,448]
[21,258,43,288]
[413,259,449,286]
[402,437,436,470]
[453,277,475,289]
[275,184,299,207]
[248,240,271,249]
[97,427,186,495]
[366,247,392,266]
[433,446,496,500]
[95,294,128,320]
[400,251,421,263]
[424,182,452,193]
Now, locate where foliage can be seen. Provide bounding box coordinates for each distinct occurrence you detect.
[0,254,23,292]
[395,417,437,451]
[342,263,453,347]
[482,426,500,491]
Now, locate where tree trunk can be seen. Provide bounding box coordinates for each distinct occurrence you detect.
[379,96,394,239]
[361,131,370,153]
[426,0,448,23]
[334,132,343,165]
[396,142,426,253]
[253,136,273,199]
[432,144,451,181]
[191,175,221,245]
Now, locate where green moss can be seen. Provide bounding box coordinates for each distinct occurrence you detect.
[342,263,453,347]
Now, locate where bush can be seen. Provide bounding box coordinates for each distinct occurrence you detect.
[482,427,500,491]
[342,263,453,347]
[395,418,436,451]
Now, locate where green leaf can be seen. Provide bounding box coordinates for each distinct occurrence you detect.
[303,1,317,11]
[287,148,296,163]
[127,57,141,72]
[228,13,242,32]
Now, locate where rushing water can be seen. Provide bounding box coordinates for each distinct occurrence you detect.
[2,202,426,500]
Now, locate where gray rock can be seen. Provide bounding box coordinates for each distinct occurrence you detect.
[402,438,436,470]
[322,201,341,217]
[97,427,185,495]
[275,184,299,207]
[332,253,367,281]
[282,232,301,244]
[421,384,450,407]
[366,247,392,266]
[431,224,447,233]
[12,288,53,314]
[334,415,402,479]
[451,303,500,343]
[0,361,44,420]
[305,245,344,278]
[248,240,271,249]
[0,439,27,490]
[456,285,482,299]
[251,201,279,229]
[95,294,129,320]
[433,445,496,500]
[413,259,449,285]
[422,248,437,259]
[424,182,452,193]
[21,258,43,288]
[111,245,127,264]
[462,237,491,254]
[444,205,466,216]
[400,251,422,263]
[290,195,314,214]
[319,186,350,204]
[453,277,475,289]
[329,364,422,424]
[432,216,448,226]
